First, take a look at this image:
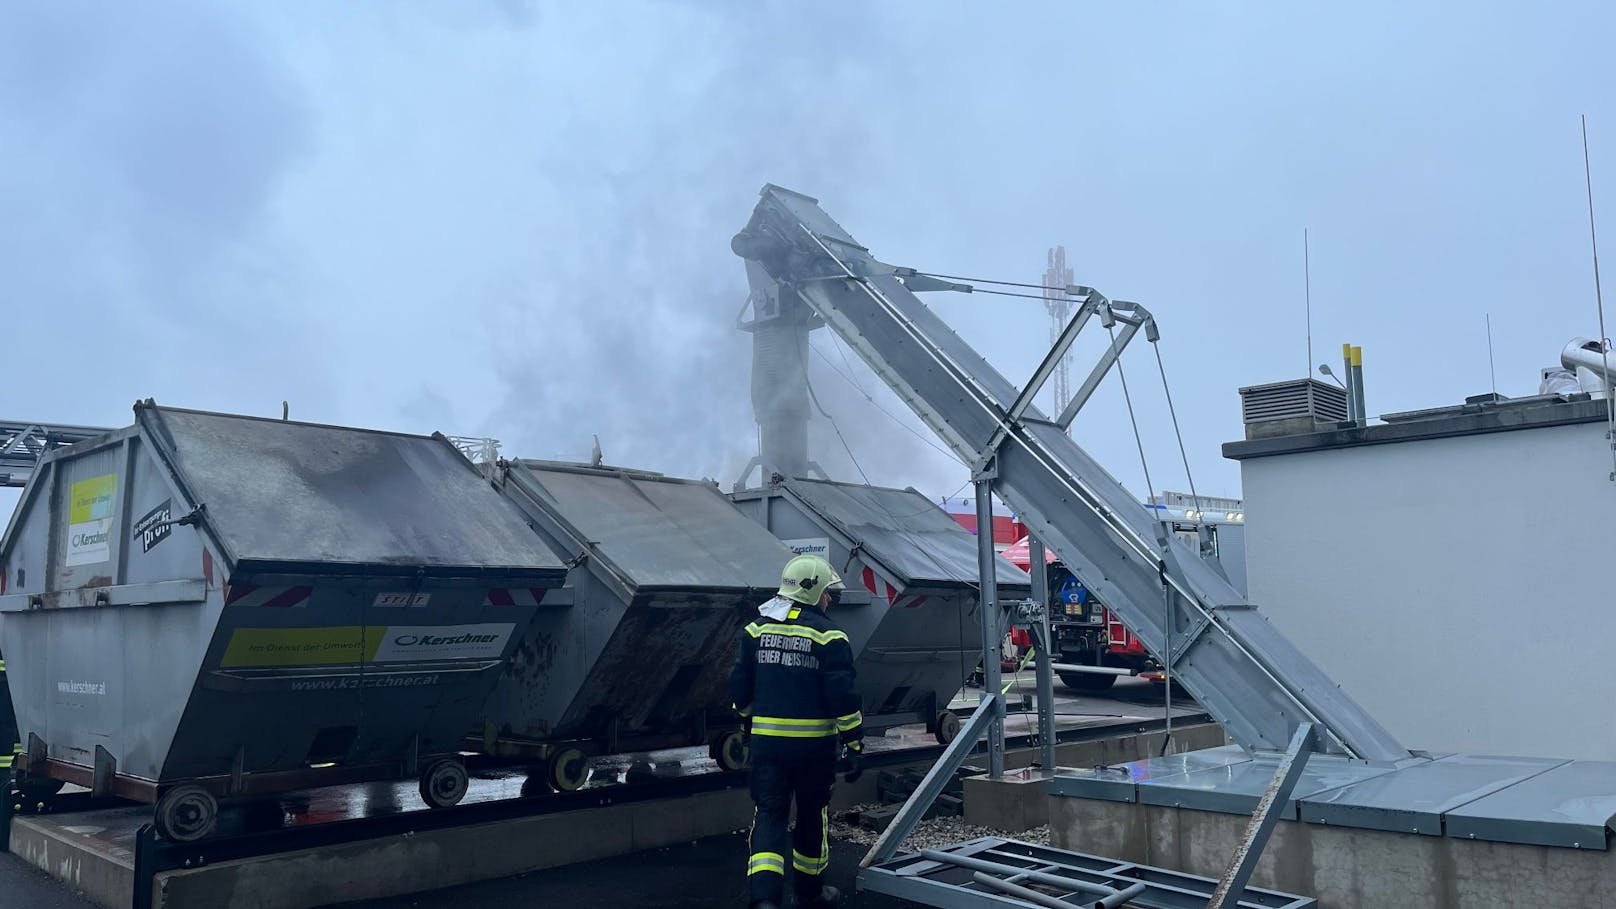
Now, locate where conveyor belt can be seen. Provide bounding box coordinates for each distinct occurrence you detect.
[732,184,1406,762]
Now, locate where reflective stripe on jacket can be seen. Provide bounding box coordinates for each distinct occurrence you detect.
[729,604,863,748]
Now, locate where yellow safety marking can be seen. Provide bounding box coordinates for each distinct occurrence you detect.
[793,850,828,874]
[753,623,847,646]
[821,805,829,868]
[750,716,836,738]
[748,852,785,876]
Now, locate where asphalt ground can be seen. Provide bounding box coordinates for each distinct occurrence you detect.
[328,832,903,909]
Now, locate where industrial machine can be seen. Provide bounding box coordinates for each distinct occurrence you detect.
[731,183,1407,763]
[0,403,569,841]
[730,475,1030,743]
[476,459,794,787]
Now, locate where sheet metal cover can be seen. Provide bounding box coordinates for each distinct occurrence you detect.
[1443,760,1616,849]
[1049,746,1252,805]
[1136,752,1399,817]
[1299,754,1569,836]
[150,408,565,575]
[513,463,792,591]
[782,479,1030,589]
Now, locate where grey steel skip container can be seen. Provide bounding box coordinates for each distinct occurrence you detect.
[0,403,567,840]
[729,477,1031,743]
[478,460,797,789]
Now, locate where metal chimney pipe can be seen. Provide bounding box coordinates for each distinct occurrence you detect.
[1341,343,1358,426]
[1563,337,1615,400]
[1349,345,1367,424]
[751,321,811,477]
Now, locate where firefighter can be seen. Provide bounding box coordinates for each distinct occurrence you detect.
[730,554,863,909]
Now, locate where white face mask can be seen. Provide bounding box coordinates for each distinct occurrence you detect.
[758,596,796,621]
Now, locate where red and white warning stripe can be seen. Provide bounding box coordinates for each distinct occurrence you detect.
[224,584,313,608]
[484,588,549,607]
[861,566,897,603]
[862,566,925,607]
[860,565,929,609]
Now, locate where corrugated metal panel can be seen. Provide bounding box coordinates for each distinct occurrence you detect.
[149,407,564,575]
[782,479,1031,590]
[507,461,794,592]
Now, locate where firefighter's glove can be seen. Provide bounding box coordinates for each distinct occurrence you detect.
[837,740,864,784]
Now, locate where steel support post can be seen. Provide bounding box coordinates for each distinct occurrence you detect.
[1027,536,1056,770]
[859,693,1003,868]
[1207,722,1317,909]
[973,477,1004,779]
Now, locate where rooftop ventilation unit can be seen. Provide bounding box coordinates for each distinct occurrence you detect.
[1238,379,1349,439]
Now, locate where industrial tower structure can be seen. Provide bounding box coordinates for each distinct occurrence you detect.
[1043,246,1074,417]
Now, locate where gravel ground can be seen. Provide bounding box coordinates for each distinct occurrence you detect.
[828,803,1050,850]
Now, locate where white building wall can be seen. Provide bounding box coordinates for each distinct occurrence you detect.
[1240,421,1616,760]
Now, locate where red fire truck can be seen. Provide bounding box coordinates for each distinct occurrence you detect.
[1000,535,1156,691]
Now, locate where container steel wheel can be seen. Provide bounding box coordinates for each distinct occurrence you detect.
[154,785,219,843]
[934,710,962,745]
[546,747,589,792]
[709,730,749,771]
[418,758,470,809]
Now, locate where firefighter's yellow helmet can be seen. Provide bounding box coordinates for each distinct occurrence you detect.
[777,554,844,606]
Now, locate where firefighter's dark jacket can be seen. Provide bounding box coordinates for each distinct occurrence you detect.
[729,603,863,753]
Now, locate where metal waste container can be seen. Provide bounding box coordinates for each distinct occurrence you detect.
[0,648,16,780]
[730,477,1031,743]
[478,460,795,789]
[0,403,567,840]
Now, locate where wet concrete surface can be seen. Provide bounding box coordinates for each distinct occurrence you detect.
[326,832,903,909]
[0,851,101,909]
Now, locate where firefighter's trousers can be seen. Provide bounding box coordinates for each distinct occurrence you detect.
[747,746,834,906]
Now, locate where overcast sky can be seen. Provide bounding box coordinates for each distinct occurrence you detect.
[4,2,1614,521]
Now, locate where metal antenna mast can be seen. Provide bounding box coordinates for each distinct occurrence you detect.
[1581,114,1616,482]
[1304,229,1313,377]
[1485,314,1498,398]
[1043,247,1075,418]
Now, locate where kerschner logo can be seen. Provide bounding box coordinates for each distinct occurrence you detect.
[71,529,111,547]
[392,631,499,647]
[370,623,514,662]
